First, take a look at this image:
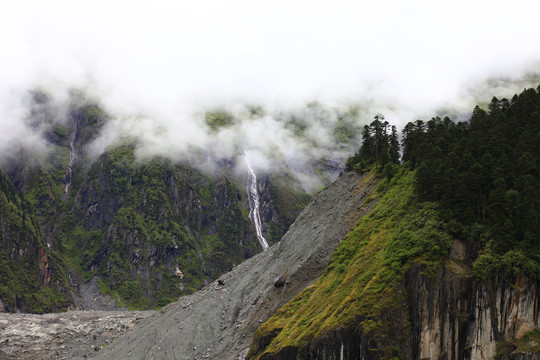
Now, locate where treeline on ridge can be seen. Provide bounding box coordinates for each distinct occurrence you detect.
[346,86,540,278]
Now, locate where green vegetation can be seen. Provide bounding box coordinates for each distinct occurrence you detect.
[205,111,235,130]
[76,104,107,147]
[251,86,540,358]
[81,104,104,125]
[249,169,450,359]
[497,328,540,358]
[53,125,68,140]
[345,113,400,172]
[333,111,360,145]
[401,86,540,279]
[0,170,71,313]
[267,173,311,244]
[56,146,202,309]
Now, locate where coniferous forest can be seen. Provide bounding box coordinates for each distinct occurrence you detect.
[346,86,540,279]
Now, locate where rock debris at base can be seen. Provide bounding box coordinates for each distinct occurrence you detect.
[0,310,153,360]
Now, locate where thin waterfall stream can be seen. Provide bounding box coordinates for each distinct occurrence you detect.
[63,117,78,194]
[245,151,269,251]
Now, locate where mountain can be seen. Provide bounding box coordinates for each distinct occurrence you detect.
[89,86,540,360]
[0,92,322,311]
[2,87,540,360]
[247,170,540,360]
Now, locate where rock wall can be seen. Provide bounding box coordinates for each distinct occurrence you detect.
[408,263,540,360]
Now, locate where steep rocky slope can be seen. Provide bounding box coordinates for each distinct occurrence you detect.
[247,169,540,360]
[88,171,379,360]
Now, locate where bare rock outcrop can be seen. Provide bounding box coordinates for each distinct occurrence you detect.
[408,263,540,360]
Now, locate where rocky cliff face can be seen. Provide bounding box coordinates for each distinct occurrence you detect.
[0,94,312,312]
[408,260,540,360]
[248,253,540,360]
[61,145,310,309]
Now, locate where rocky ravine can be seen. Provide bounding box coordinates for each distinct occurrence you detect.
[84,171,377,360]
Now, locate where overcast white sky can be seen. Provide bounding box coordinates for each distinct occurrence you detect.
[2,0,540,107]
[1,0,540,166]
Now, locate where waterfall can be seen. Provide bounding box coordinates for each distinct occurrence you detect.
[245,151,269,251]
[63,117,78,194]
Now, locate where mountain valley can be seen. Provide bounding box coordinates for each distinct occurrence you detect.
[1,87,540,360]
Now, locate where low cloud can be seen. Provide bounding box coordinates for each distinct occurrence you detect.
[83,100,358,192]
[1,1,540,188]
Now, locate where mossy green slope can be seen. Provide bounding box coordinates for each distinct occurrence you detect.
[0,170,71,313]
[248,169,452,359]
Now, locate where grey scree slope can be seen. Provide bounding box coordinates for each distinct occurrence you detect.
[93,171,378,360]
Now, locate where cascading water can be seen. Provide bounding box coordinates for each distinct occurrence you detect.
[245,151,269,251]
[63,117,78,194]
